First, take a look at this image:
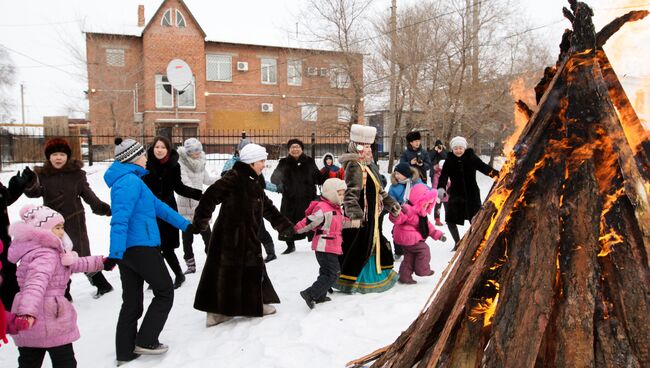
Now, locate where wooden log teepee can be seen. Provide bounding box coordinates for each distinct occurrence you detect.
[348,1,650,367]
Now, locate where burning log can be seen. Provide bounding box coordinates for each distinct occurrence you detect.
[348,1,650,367]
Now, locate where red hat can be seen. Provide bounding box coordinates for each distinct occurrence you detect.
[44,137,72,159]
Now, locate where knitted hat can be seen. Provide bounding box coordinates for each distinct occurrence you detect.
[434,139,444,147]
[183,138,203,154]
[239,143,268,164]
[114,138,146,163]
[321,178,347,205]
[237,138,251,151]
[19,204,64,231]
[287,138,304,150]
[450,136,468,150]
[44,138,72,159]
[349,124,376,144]
[406,131,421,142]
[394,162,413,178]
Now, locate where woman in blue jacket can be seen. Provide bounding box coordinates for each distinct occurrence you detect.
[103,138,198,365]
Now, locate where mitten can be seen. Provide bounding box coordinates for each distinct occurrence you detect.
[8,314,34,334]
[186,223,201,234]
[21,167,36,183]
[437,188,447,200]
[61,251,79,266]
[103,257,119,271]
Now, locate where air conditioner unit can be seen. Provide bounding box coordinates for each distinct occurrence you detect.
[236,61,249,71]
[319,68,329,77]
[307,67,318,76]
[260,103,274,113]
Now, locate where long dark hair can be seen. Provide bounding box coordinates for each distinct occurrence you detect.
[151,136,172,152]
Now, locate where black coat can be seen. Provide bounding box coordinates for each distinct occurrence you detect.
[270,153,320,224]
[437,149,498,225]
[193,161,292,316]
[143,148,201,250]
[399,145,432,184]
[25,160,111,257]
[0,174,27,309]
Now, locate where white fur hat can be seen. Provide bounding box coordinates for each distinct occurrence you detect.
[239,143,268,164]
[321,178,347,205]
[450,136,468,150]
[349,124,377,144]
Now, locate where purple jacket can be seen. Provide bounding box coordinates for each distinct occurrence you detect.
[390,184,444,246]
[7,222,103,348]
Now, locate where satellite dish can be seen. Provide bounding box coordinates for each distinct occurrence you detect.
[166,59,193,92]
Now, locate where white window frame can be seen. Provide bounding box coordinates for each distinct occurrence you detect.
[330,65,351,89]
[206,54,232,82]
[161,9,172,27]
[301,104,318,122]
[105,48,125,67]
[287,59,302,86]
[155,75,174,108]
[175,9,186,27]
[337,105,352,123]
[177,77,196,109]
[261,58,277,85]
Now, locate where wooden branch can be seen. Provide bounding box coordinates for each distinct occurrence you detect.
[596,10,649,48]
[515,99,534,121]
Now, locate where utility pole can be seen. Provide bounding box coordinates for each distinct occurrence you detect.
[20,83,26,133]
[387,0,398,171]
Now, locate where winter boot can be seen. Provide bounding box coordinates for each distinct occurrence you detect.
[300,290,315,309]
[183,258,196,275]
[89,272,114,299]
[133,343,168,355]
[264,254,277,263]
[281,244,295,255]
[315,296,332,304]
[206,312,233,327]
[262,304,277,315]
[173,273,186,289]
[398,278,417,285]
[435,218,444,226]
[116,354,140,366]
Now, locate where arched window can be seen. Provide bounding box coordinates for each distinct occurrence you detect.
[161,9,172,26]
[176,9,186,28]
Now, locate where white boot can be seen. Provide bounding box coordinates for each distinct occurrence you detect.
[262,304,276,316]
[206,312,233,327]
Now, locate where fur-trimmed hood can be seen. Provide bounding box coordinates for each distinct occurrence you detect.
[34,159,83,176]
[7,221,68,263]
[390,166,420,185]
[407,183,436,216]
[177,146,206,173]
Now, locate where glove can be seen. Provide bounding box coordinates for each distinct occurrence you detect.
[95,203,111,216]
[390,203,401,217]
[279,227,295,241]
[60,251,78,266]
[21,167,36,184]
[103,257,119,271]
[186,223,201,234]
[437,188,447,200]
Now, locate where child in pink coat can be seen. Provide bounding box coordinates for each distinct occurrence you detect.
[295,178,358,309]
[8,204,105,367]
[389,184,447,284]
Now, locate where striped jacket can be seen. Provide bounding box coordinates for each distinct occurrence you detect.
[294,198,350,255]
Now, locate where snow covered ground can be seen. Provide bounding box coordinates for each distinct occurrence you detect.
[0,159,497,368]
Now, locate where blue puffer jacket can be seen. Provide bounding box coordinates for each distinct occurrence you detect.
[104,161,190,259]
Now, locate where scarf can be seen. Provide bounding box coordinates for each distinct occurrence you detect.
[400,178,413,204]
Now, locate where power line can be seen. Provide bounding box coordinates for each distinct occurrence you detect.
[0,44,78,77]
[0,19,83,28]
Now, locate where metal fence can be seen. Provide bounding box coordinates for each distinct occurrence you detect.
[0,127,406,170]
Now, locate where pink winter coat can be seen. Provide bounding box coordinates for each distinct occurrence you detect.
[294,198,349,255]
[390,184,444,246]
[7,222,103,348]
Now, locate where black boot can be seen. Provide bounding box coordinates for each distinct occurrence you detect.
[264,254,277,263]
[282,242,295,255]
[173,272,186,289]
[88,272,114,299]
[300,290,315,309]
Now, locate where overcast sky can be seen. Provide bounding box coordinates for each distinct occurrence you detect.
[1,0,648,124]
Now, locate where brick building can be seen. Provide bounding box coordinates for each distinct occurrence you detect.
[85,0,363,143]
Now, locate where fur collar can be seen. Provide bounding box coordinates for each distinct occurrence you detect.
[177,147,206,173]
[7,222,65,263]
[34,159,83,176]
[390,167,420,185]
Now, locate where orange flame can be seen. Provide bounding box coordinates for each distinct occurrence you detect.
[503,78,536,155]
[469,293,500,327]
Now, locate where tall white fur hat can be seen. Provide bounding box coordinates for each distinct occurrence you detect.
[349,124,377,144]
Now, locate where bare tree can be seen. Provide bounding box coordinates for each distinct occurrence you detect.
[0,46,16,115]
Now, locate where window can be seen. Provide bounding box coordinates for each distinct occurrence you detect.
[155,75,173,108]
[177,77,195,108]
[206,54,232,82]
[175,9,186,27]
[261,58,277,84]
[105,48,125,67]
[330,65,351,88]
[287,59,302,86]
[338,105,352,123]
[161,9,172,26]
[301,104,318,122]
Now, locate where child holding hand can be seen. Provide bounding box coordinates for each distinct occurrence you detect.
[295,178,359,309]
[390,184,446,284]
[7,204,105,367]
